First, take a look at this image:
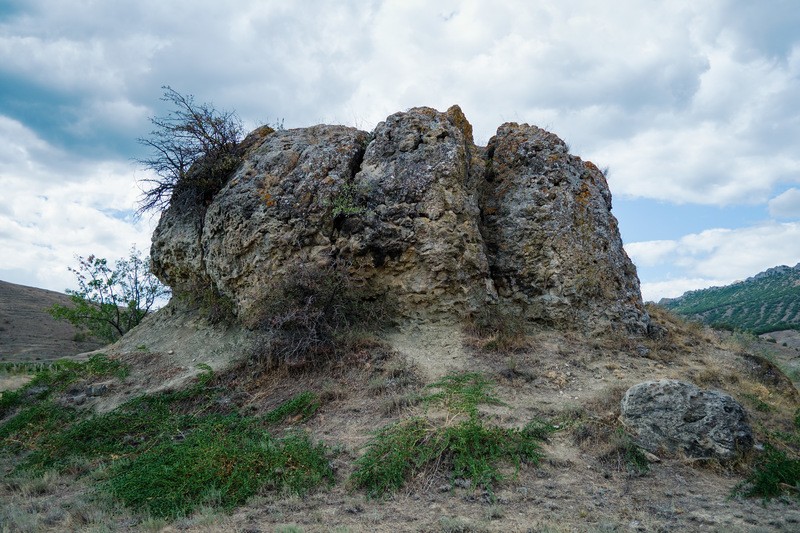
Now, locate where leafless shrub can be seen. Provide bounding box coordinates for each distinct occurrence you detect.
[250,261,390,368]
[464,306,528,353]
[136,86,244,214]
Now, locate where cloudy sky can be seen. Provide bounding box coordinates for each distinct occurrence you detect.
[1,0,799,301]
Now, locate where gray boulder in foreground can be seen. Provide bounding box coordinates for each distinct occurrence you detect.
[620,379,753,460]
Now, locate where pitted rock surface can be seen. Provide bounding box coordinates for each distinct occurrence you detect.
[620,379,754,460]
[151,106,650,333]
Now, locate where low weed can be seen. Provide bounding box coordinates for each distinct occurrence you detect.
[351,372,548,498]
[599,428,650,476]
[264,391,320,424]
[741,392,774,413]
[733,445,800,500]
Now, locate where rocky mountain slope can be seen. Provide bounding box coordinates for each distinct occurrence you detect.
[661,263,800,334]
[0,280,103,362]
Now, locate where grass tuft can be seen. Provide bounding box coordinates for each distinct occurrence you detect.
[264,392,321,424]
[351,372,547,498]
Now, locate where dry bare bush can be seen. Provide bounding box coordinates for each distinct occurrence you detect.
[464,306,528,354]
[250,261,390,369]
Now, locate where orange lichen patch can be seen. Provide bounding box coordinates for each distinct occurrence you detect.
[575,181,592,207]
[262,193,275,207]
[584,161,601,173]
[446,105,474,144]
[257,184,276,207]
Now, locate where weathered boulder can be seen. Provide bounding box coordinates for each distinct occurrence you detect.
[202,125,370,320]
[481,124,648,332]
[343,105,491,317]
[151,105,651,333]
[620,379,754,460]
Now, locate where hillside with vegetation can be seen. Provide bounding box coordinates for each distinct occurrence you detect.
[2,100,800,531]
[660,263,800,334]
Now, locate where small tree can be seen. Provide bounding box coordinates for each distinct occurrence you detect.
[136,86,244,214]
[49,247,171,343]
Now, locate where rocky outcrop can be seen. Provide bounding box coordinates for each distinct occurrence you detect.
[480,124,645,329]
[620,380,754,460]
[151,106,650,334]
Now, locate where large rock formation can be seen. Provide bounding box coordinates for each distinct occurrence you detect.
[151,106,650,334]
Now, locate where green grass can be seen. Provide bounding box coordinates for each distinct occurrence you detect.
[264,391,320,424]
[351,372,548,498]
[422,372,506,418]
[0,353,126,421]
[0,401,77,454]
[0,359,333,519]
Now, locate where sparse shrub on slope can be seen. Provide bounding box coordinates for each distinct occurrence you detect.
[734,445,800,500]
[464,307,528,353]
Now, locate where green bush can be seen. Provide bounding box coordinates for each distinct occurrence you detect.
[48,247,169,343]
[350,417,431,497]
[105,417,332,518]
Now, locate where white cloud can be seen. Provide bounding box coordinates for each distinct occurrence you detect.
[0,119,156,292]
[769,188,800,219]
[629,222,800,301]
[625,240,679,268]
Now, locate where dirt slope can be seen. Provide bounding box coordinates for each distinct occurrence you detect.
[0,280,104,362]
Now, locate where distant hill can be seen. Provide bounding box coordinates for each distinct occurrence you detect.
[0,280,104,362]
[660,263,800,334]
